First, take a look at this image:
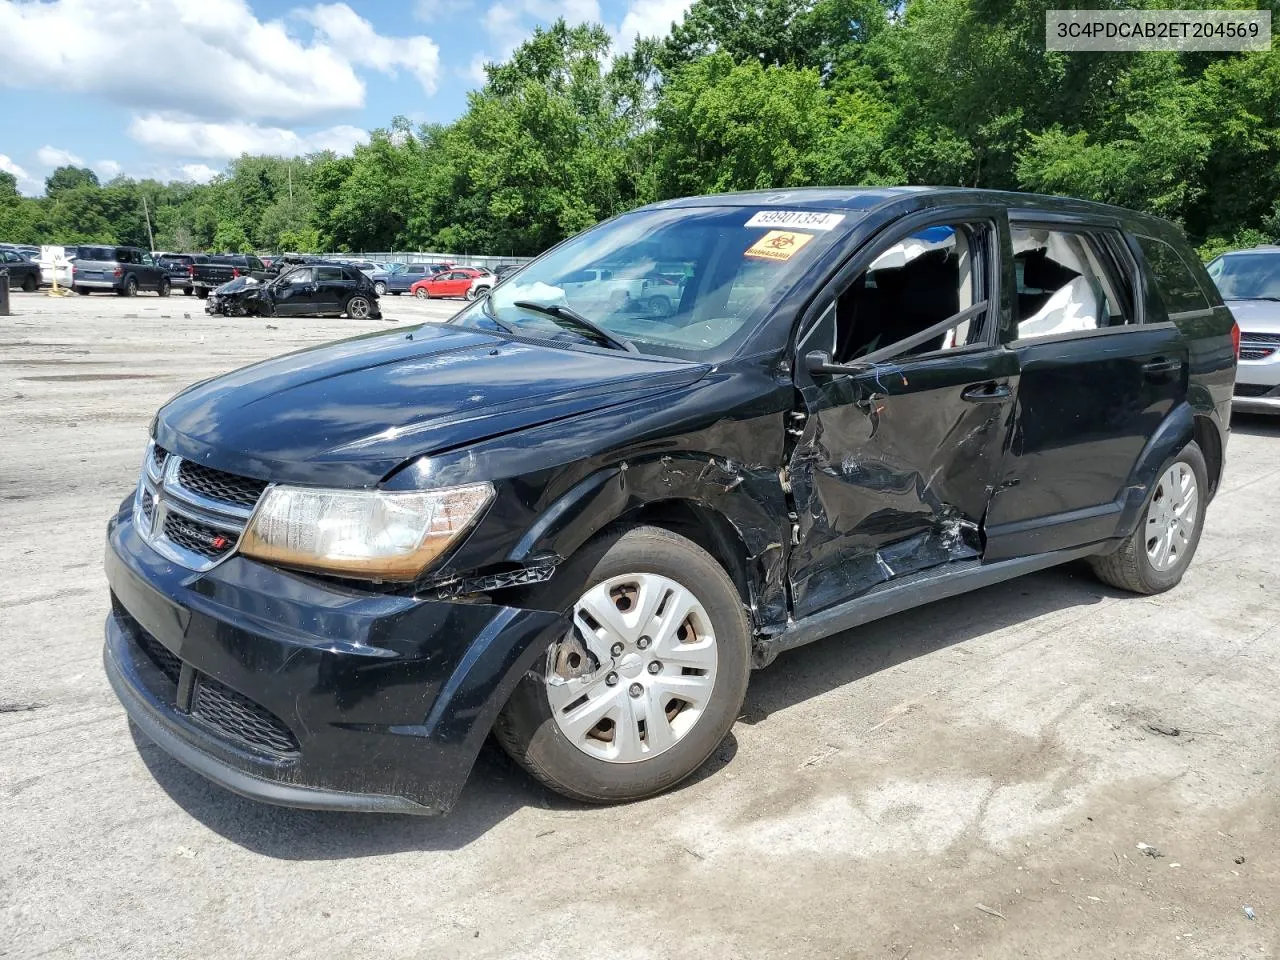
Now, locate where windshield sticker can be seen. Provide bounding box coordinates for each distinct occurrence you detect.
[745,210,844,231]
[745,230,814,262]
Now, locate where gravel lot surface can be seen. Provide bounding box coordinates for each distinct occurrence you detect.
[2,289,1278,959]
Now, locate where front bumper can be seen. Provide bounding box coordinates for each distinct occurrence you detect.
[104,506,566,814]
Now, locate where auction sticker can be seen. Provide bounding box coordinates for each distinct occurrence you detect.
[746,210,844,231]
[745,230,814,262]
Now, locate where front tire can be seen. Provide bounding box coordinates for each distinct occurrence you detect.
[415,287,429,299]
[1089,441,1208,595]
[195,288,209,300]
[21,274,37,293]
[75,287,90,296]
[374,281,387,296]
[495,525,750,804]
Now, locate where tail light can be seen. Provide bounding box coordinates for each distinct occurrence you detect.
[1232,320,1241,360]
[232,267,240,279]
[188,264,195,278]
[113,266,123,278]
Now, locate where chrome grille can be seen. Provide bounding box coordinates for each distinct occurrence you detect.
[1241,331,1280,344]
[134,441,269,572]
[178,461,268,509]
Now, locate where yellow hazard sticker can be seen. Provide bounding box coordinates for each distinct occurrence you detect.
[744,230,814,262]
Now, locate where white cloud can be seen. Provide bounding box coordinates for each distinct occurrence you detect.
[0,154,41,194]
[128,115,368,160]
[94,160,122,179]
[37,145,85,168]
[465,54,491,86]
[298,4,441,95]
[180,163,219,184]
[0,0,439,123]
[615,0,690,50]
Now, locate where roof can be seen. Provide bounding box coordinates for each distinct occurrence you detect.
[640,185,1175,235]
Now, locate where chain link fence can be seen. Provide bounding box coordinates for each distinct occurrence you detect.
[319,252,533,271]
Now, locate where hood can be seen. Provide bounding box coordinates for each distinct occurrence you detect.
[154,323,708,487]
[1224,298,1280,333]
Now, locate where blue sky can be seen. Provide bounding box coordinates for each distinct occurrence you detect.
[0,0,688,195]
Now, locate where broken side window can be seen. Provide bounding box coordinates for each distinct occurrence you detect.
[1012,226,1132,338]
[833,224,981,363]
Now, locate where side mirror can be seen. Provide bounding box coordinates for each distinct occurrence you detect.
[805,350,841,375]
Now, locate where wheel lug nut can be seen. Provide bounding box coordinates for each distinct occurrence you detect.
[637,636,651,650]
[629,683,644,698]
[647,661,662,674]
[610,642,624,657]
[605,672,619,686]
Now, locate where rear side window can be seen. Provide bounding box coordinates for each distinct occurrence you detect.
[1136,235,1210,314]
[1012,226,1132,339]
[315,266,343,281]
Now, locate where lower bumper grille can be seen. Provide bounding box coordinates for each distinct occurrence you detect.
[192,675,299,756]
[115,601,299,758]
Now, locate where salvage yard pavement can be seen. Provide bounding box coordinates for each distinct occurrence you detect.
[2,290,1279,958]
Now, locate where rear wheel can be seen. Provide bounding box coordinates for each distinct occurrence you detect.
[75,287,90,296]
[158,278,170,297]
[467,285,489,300]
[118,276,138,297]
[495,526,750,804]
[346,295,372,319]
[195,288,208,300]
[21,274,37,293]
[1089,441,1207,594]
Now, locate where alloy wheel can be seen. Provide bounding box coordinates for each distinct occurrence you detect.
[545,573,718,763]
[1145,462,1198,572]
[348,296,370,319]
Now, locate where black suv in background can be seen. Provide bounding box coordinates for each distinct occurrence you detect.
[2,249,41,291]
[72,246,169,296]
[104,187,1236,816]
[156,253,210,296]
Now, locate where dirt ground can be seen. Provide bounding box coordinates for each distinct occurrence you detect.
[1,289,1278,960]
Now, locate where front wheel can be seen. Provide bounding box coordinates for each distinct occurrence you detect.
[75,287,90,296]
[195,288,209,299]
[373,281,387,296]
[1089,441,1208,594]
[21,274,37,293]
[495,526,750,804]
[414,287,429,299]
[346,295,372,319]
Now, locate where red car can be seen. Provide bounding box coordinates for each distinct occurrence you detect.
[410,267,491,299]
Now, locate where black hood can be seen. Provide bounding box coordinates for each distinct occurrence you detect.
[153,323,707,487]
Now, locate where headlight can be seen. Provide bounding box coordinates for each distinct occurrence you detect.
[239,483,494,581]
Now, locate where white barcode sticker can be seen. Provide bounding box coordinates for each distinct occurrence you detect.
[745,210,845,231]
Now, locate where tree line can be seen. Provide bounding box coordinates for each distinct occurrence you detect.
[3,0,1280,260]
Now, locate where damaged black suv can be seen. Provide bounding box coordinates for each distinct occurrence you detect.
[104,188,1237,814]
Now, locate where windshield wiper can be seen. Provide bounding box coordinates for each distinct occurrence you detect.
[512,300,637,353]
[478,295,518,334]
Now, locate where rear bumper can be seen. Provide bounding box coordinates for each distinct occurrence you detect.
[104,506,566,814]
[75,279,120,290]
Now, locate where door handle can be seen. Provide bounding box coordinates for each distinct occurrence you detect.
[961,381,1011,403]
[1143,357,1183,377]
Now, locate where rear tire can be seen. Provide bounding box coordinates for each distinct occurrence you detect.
[158,278,170,297]
[118,276,138,297]
[494,525,750,804]
[1089,441,1208,595]
[195,288,208,300]
[75,287,90,296]
[21,274,37,293]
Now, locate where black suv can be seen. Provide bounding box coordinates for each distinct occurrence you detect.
[103,188,1236,815]
[156,253,209,296]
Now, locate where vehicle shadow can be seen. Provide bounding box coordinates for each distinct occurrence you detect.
[740,562,1118,724]
[130,722,738,861]
[133,563,1114,860]
[1230,411,1280,437]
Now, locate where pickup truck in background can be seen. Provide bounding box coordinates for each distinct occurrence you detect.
[190,255,272,299]
[156,253,210,296]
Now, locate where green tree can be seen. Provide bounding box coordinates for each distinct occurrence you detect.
[45,165,100,198]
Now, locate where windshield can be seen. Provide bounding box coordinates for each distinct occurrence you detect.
[448,206,848,359]
[1206,252,1280,300]
[385,263,407,275]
